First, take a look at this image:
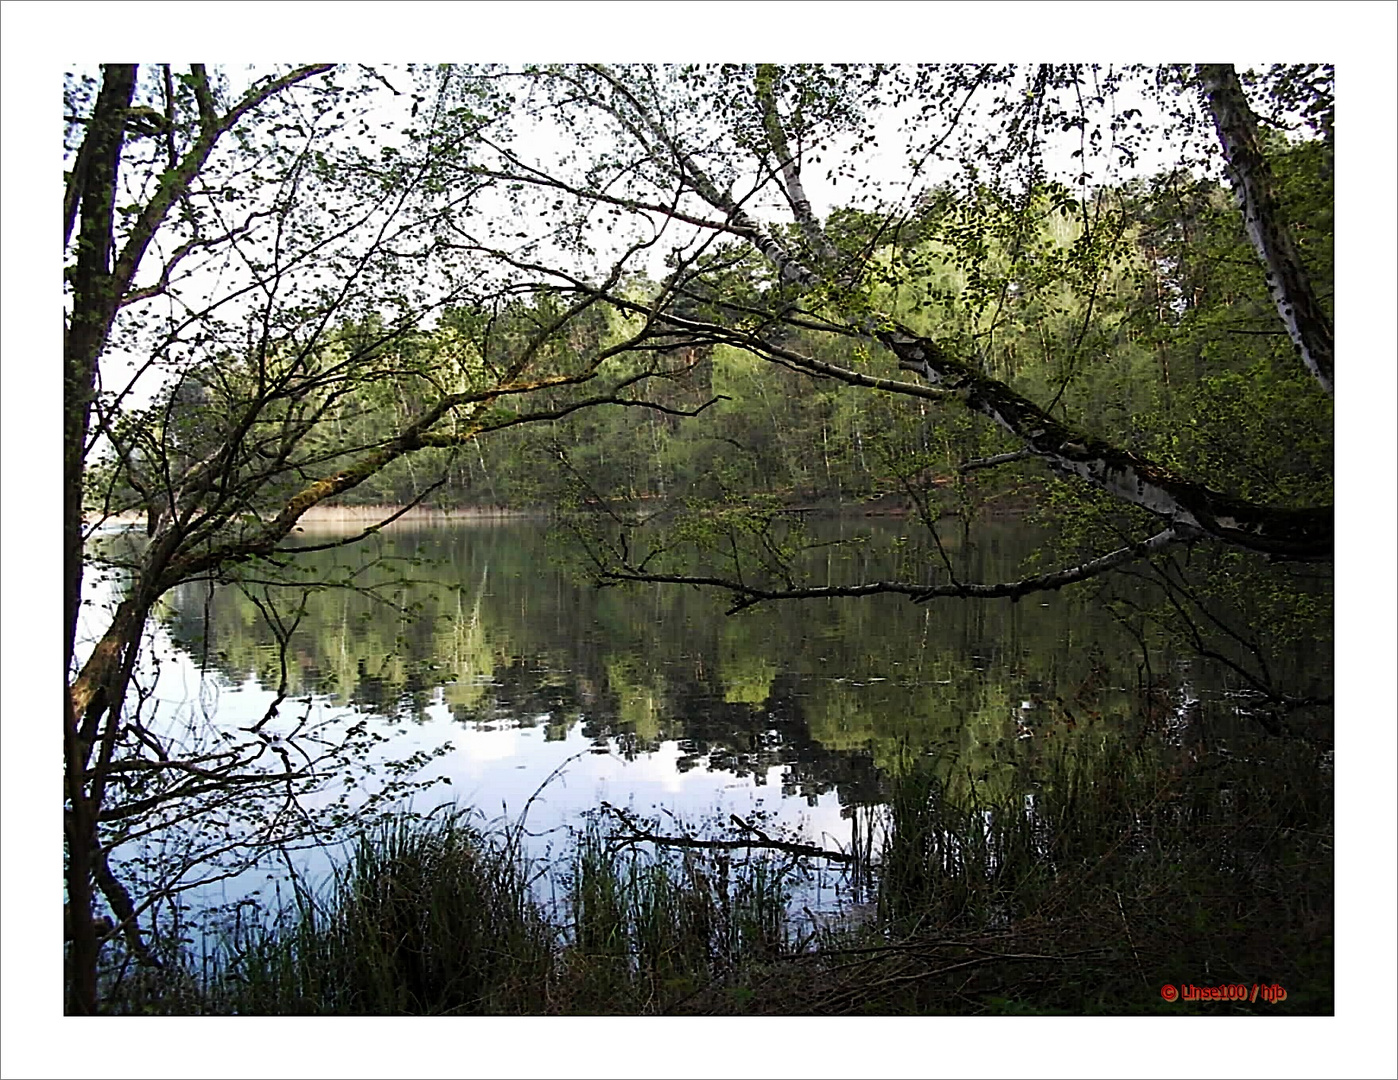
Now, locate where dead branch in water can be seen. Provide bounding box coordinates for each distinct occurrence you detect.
[599,802,856,864]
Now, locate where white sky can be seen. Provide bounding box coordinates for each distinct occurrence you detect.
[4,4,1396,1078]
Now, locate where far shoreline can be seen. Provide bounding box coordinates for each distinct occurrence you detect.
[84,490,1038,531]
[84,503,542,531]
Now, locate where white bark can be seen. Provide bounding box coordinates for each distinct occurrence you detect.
[586,65,819,288]
[1198,65,1334,395]
[755,66,839,264]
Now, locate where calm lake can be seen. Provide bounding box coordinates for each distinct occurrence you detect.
[91,513,1330,919]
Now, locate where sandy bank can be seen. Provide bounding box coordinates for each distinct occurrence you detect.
[83,504,542,531]
[292,504,540,531]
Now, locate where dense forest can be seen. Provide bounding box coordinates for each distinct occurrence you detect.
[295,144,1332,519]
[54,59,1358,1047]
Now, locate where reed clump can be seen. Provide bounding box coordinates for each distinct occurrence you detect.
[208,811,555,1014]
[554,820,795,1013]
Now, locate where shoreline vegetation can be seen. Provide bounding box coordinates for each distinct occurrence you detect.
[102,735,1332,1016]
[83,487,1042,532]
[84,502,541,530]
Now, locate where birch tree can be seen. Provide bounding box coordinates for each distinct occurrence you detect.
[428,63,1331,581]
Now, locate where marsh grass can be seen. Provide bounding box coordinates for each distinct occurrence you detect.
[556,820,796,1012]
[207,810,555,1014]
[796,731,1335,1014]
[102,727,1331,1015]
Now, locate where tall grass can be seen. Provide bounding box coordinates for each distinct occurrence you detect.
[215,811,556,1014]
[840,732,1334,1013]
[557,819,795,1012]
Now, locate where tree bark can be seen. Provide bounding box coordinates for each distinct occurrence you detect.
[65,697,101,1014]
[755,65,839,264]
[63,66,137,1015]
[65,64,136,683]
[1197,64,1334,395]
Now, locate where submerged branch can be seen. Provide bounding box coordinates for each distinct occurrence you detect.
[601,802,856,863]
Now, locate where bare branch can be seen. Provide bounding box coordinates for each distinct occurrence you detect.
[960,450,1033,473]
[601,802,856,863]
[602,526,1196,615]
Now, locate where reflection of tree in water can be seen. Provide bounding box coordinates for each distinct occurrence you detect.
[154,520,1326,799]
[353,657,435,720]
[449,653,586,731]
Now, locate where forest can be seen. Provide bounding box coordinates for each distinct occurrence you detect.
[54,60,1353,1043]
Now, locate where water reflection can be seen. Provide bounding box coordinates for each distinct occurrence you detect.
[149,515,1319,822]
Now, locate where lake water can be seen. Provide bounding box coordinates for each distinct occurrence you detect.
[88,513,1330,924]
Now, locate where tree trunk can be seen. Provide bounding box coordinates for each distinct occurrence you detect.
[65,695,100,1015]
[1197,64,1334,395]
[65,64,136,679]
[63,67,137,1015]
[66,592,148,1014]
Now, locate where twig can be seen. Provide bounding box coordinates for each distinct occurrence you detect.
[600,803,855,864]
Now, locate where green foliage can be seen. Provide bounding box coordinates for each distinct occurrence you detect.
[282,135,1331,534]
[97,113,1326,536]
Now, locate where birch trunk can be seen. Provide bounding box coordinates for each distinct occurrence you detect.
[1198,64,1334,395]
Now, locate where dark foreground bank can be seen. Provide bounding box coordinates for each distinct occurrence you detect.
[90,725,1332,1016]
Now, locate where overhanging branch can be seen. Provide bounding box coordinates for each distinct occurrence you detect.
[601,525,1196,615]
[589,64,1333,562]
[880,325,1330,560]
[606,300,1333,561]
